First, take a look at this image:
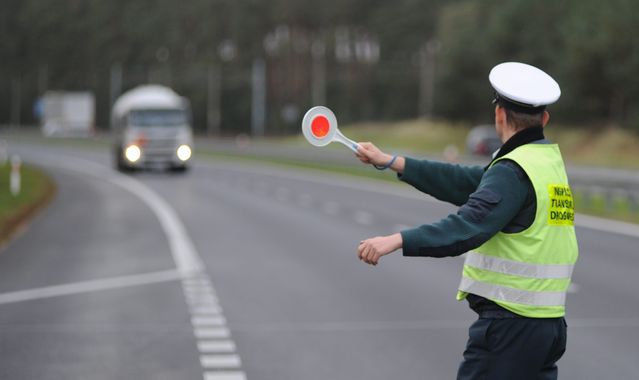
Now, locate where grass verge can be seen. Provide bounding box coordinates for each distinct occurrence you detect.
[0,163,56,245]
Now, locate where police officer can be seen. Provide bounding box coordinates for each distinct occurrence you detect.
[354,62,578,380]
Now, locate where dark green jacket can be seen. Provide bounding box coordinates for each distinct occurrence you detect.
[398,127,547,258]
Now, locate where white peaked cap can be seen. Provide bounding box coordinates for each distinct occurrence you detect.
[489,62,561,108]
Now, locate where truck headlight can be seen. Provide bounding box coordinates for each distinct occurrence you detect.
[125,145,141,162]
[177,144,192,161]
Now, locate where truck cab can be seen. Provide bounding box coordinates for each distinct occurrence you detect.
[112,85,193,172]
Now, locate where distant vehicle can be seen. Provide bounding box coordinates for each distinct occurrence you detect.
[111,85,193,172]
[41,92,95,137]
[466,125,502,157]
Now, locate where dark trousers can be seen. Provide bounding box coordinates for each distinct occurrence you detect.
[457,317,567,380]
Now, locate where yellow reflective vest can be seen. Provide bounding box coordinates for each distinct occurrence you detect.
[457,143,579,318]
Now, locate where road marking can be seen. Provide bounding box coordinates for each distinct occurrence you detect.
[354,211,373,225]
[185,292,218,302]
[209,161,639,239]
[192,316,227,327]
[187,297,220,308]
[204,371,247,380]
[191,305,223,315]
[183,278,212,286]
[43,157,205,275]
[183,284,216,293]
[194,327,232,339]
[200,354,242,369]
[32,155,246,379]
[0,269,180,305]
[198,341,236,353]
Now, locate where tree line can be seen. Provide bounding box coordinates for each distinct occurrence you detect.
[1,0,637,134]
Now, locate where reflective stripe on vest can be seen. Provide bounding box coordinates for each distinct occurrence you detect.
[464,251,574,279]
[459,276,566,306]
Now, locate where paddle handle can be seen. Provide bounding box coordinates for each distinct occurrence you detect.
[334,131,359,153]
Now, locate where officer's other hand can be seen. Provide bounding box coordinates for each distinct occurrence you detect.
[356,142,392,166]
[357,233,403,266]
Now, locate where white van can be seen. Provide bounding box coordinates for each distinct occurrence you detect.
[112,85,193,171]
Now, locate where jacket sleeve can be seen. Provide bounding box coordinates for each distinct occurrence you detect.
[400,160,529,258]
[398,157,485,206]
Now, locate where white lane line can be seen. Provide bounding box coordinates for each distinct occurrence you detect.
[42,157,205,275]
[183,278,212,287]
[198,340,236,353]
[33,155,246,378]
[0,269,180,305]
[185,292,218,301]
[187,298,220,308]
[354,211,373,225]
[194,327,231,339]
[200,354,242,369]
[204,371,247,380]
[183,284,214,292]
[191,305,223,315]
[192,316,227,327]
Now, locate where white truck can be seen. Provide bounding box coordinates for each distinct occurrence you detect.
[41,91,95,137]
[111,85,193,172]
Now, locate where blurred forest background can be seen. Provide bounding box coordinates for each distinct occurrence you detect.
[1,0,638,135]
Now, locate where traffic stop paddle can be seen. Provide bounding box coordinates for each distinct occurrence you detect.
[302,106,360,153]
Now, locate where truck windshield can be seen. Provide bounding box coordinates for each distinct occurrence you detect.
[128,109,188,127]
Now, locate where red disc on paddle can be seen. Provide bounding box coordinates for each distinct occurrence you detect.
[311,115,330,138]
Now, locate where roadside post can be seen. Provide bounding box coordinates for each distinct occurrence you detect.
[10,155,21,196]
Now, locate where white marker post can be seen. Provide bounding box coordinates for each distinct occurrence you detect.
[10,155,21,196]
[302,106,359,153]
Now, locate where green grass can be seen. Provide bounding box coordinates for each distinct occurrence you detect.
[0,162,56,242]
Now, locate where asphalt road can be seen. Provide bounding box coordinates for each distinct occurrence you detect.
[1,141,638,379]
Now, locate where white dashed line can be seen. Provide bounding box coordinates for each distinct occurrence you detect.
[34,155,246,379]
[191,305,223,315]
[198,340,237,353]
[0,269,180,305]
[194,327,232,339]
[204,371,247,380]
[200,354,242,369]
[182,275,247,378]
[192,316,227,327]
